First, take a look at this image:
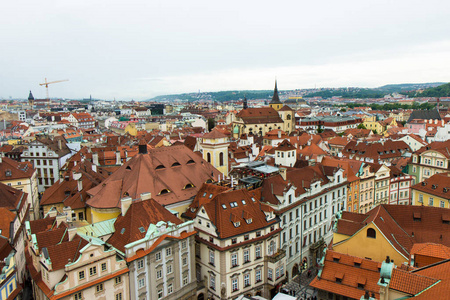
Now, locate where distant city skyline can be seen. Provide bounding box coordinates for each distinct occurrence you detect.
[1,0,450,100]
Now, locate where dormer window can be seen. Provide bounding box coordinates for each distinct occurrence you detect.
[246,218,252,224]
[241,200,246,205]
[171,162,181,167]
[234,222,240,227]
[155,165,165,170]
[222,204,227,209]
[159,189,170,195]
[184,183,194,189]
[187,159,195,165]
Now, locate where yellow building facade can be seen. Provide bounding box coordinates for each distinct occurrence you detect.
[333,222,408,264]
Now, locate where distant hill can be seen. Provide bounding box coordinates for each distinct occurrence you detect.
[376,82,445,93]
[407,82,450,97]
[147,82,448,101]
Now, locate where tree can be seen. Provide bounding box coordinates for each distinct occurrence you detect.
[317,125,324,134]
[357,123,367,129]
[372,129,378,135]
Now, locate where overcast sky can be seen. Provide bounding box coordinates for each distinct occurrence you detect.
[1,0,450,100]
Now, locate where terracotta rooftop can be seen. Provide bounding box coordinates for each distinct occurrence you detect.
[87,145,221,208]
[197,188,276,239]
[107,197,182,252]
[0,156,35,181]
[310,250,381,299]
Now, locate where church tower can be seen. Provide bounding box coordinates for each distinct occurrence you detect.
[201,129,229,177]
[28,90,34,107]
[243,96,248,110]
[269,80,283,111]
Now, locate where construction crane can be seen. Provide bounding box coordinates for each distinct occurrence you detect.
[39,78,69,107]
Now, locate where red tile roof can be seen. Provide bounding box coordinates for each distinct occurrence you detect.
[107,198,182,252]
[87,145,221,208]
[411,173,450,200]
[310,250,380,299]
[198,188,278,239]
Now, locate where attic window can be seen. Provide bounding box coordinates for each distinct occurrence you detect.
[65,190,70,196]
[354,257,362,267]
[155,165,165,170]
[241,200,246,205]
[432,184,437,189]
[138,227,145,233]
[444,188,449,193]
[234,222,240,227]
[159,189,170,195]
[120,228,125,234]
[222,204,227,209]
[251,197,256,202]
[187,159,195,164]
[246,218,252,224]
[442,214,450,224]
[206,179,214,183]
[335,272,344,283]
[203,192,207,197]
[413,212,421,221]
[5,170,12,177]
[171,162,181,167]
[184,183,194,189]
[333,253,341,262]
[209,194,213,199]
[422,182,427,186]
[126,166,132,170]
[230,202,238,208]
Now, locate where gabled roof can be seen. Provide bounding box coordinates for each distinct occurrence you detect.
[407,108,441,123]
[199,188,276,239]
[0,181,27,212]
[202,128,228,139]
[336,205,450,259]
[45,236,88,270]
[87,145,220,208]
[107,198,182,252]
[236,107,283,124]
[411,173,450,200]
[0,156,34,180]
[309,250,381,299]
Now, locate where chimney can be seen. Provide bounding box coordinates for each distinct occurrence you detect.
[77,179,83,192]
[279,167,287,181]
[0,153,2,163]
[138,139,147,154]
[121,196,133,216]
[91,163,97,173]
[140,192,151,201]
[58,139,62,150]
[73,172,81,181]
[68,227,77,241]
[56,213,66,226]
[278,130,281,139]
[115,151,121,165]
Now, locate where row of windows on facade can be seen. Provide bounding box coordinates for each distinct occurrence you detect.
[26,152,54,157]
[277,151,295,158]
[136,241,188,269]
[206,152,225,166]
[209,265,283,292]
[284,208,331,231]
[414,156,446,167]
[292,191,345,212]
[208,242,274,268]
[417,194,447,207]
[74,291,122,300]
[33,159,54,166]
[138,275,190,299]
[283,225,327,249]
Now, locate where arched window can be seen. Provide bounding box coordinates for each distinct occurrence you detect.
[207,153,211,163]
[367,228,376,239]
[287,114,291,120]
[268,241,276,256]
[219,152,224,166]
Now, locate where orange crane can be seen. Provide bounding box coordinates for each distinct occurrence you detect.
[39,78,69,107]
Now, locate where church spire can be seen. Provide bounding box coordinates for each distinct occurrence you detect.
[243,96,248,109]
[28,90,34,101]
[271,80,281,104]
